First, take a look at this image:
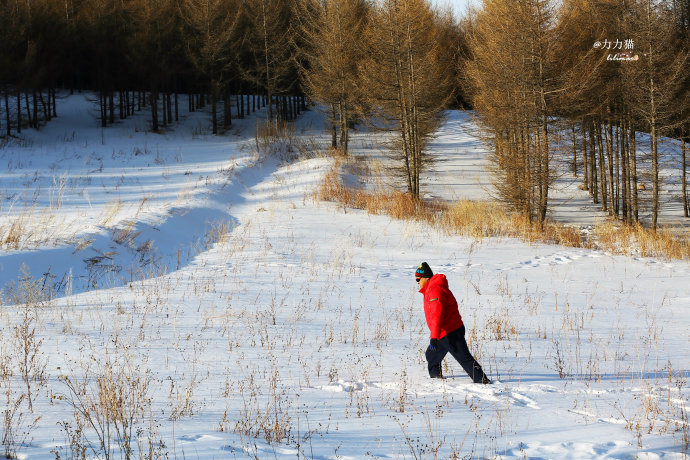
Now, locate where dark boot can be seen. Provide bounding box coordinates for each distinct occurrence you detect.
[429,362,444,379]
[426,344,448,379]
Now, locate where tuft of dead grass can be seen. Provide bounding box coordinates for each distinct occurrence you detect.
[594,223,690,259]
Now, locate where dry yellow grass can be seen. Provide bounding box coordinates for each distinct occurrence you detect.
[318,157,690,260]
[594,222,690,259]
[318,161,582,247]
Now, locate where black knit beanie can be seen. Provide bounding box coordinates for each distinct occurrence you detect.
[415,262,433,279]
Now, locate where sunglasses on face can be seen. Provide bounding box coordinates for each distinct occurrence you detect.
[415,277,421,283]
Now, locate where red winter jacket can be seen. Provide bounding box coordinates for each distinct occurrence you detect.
[420,274,464,339]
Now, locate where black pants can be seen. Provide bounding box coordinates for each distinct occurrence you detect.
[425,326,489,383]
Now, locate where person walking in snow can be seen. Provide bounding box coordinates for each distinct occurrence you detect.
[416,262,491,384]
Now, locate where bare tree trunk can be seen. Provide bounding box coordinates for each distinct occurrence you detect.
[682,132,688,217]
[392,36,414,196]
[211,87,218,135]
[16,90,21,134]
[236,92,241,119]
[241,91,245,118]
[109,92,115,125]
[262,1,273,123]
[33,90,38,128]
[40,91,49,122]
[604,117,616,216]
[407,24,421,199]
[25,91,32,128]
[100,92,107,128]
[596,121,608,211]
[620,118,629,221]
[571,123,578,176]
[589,121,598,201]
[651,122,659,230]
[4,88,11,137]
[339,102,348,153]
[161,91,167,128]
[330,104,337,148]
[150,88,159,132]
[614,120,621,215]
[225,93,232,128]
[630,125,639,223]
[522,127,534,219]
[582,119,589,190]
[620,117,629,222]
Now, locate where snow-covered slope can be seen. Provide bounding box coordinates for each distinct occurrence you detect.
[0,94,688,459]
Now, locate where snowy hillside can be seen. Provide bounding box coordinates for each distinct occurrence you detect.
[0,94,688,459]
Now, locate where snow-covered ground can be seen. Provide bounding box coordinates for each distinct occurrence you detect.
[0,94,688,459]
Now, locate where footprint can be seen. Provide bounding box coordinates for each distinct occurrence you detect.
[509,392,540,409]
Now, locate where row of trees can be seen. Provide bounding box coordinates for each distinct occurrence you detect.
[296,0,457,195]
[1,0,689,228]
[464,0,690,229]
[0,0,457,198]
[0,0,307,135]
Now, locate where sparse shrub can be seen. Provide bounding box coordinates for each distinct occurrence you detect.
[551,340,568,379]
[484,313,518,341]
[58,358,152,460]
[56,419,88,460]
[1,389,40,459]
[168,374,198,420]
[233,367,294,445]
[254,120,299,162]
[3,265,50,413]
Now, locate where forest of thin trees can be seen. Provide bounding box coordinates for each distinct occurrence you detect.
[1,0,689,229]
[464,0,690,229]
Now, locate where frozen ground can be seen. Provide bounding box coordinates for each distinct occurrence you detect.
[0,94,688,459]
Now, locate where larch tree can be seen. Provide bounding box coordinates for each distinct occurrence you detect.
[181,0,242,134]
[360,0,454,198]
[295,0,369,153]
[554,0,641,224]
[465,0,558,224]
[677,0,690,217]
[243,0,294,126]
[623,0,689,231]
[131,0,181,132]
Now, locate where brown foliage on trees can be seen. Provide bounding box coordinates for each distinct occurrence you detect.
[360,0,454,198]
[181,0,243,134]
[464,0,557,224]
[295,0,369,153]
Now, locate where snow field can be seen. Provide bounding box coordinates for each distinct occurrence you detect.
[0,94,688,459]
